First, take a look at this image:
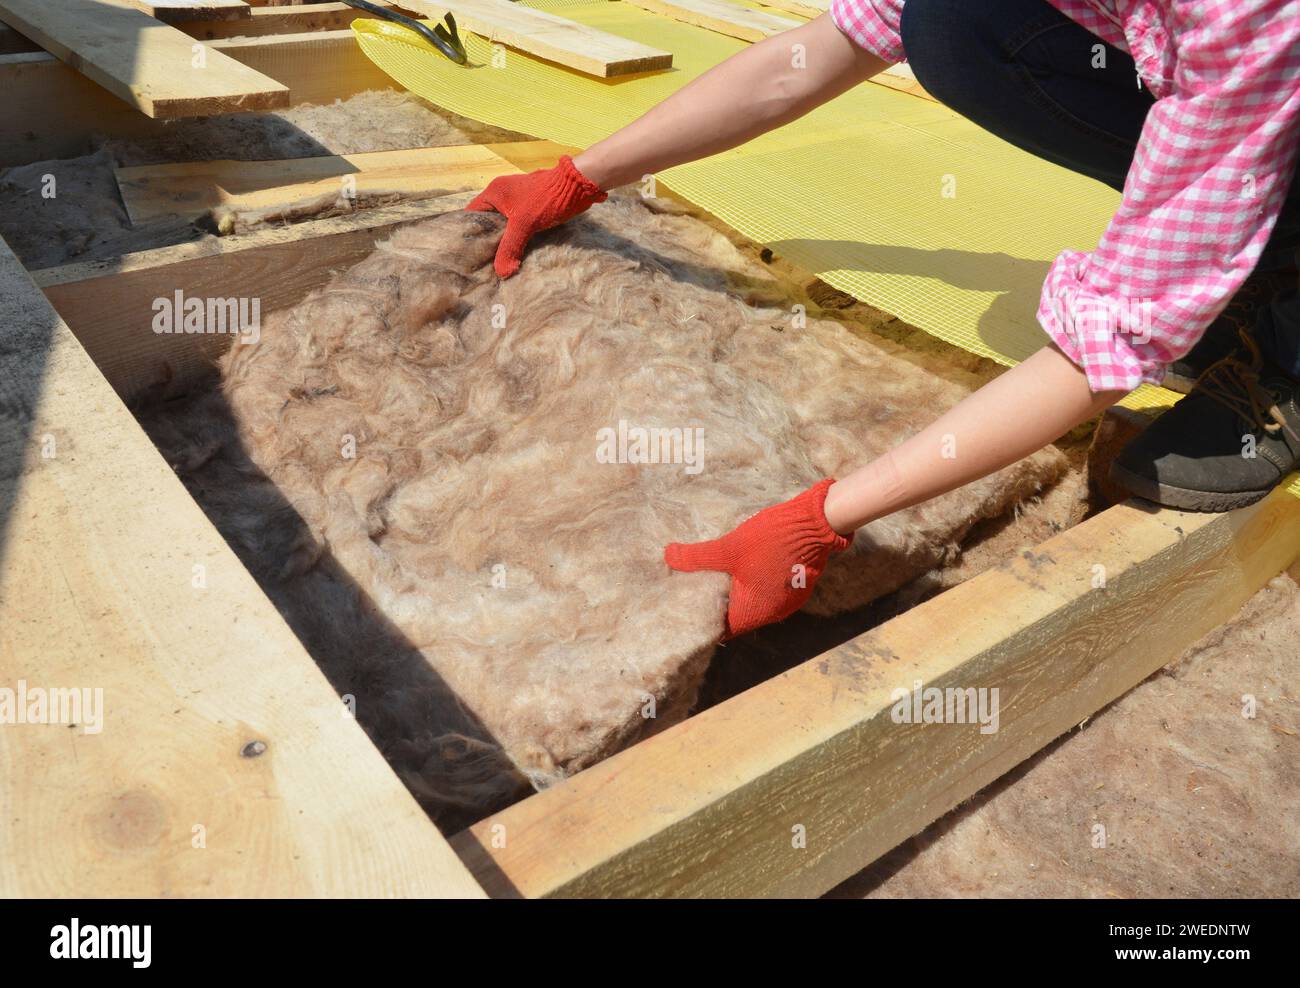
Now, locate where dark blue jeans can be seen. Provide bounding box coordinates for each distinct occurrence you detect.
[898,0,1300,378]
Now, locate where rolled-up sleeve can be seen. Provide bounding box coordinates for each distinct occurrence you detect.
[830,0,907,64]
[1038,0,1300,393]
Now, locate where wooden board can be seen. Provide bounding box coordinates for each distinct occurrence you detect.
[0,0,287,118]
[623,0,798,42]
[0,234,485,897]
[36,142,570,401]
[753,0,821,17]
[115,139,559,225]
[0,18,39,53]
[127,0,251,23]
[0,30,399,166]
[451,483,1300,897]
[872,61,935,102]
[36,193,473,400]
[179,1,392,39]
[398,0,673,77]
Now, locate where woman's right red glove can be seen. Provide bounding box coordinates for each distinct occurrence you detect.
[664,479,852,639]
[466,155,608,278]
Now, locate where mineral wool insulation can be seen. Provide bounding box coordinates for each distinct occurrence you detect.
[142,192,1067,826]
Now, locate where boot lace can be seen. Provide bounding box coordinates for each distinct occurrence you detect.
[1193,329,1287,435]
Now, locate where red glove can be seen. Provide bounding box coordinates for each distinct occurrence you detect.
[664,479,852,639]
[466,155,608,278]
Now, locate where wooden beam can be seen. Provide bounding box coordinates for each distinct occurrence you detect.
[35,191,481,401]
[0,0,288,119]
[180,1,392,39]
[753,0,820,16]
[870,62,936,103]
[451,483,1300,897]
[623,0,799,42]
[0,233,485,897]
[0,30,397,166]
[115,139,561,225]
[126,0,251,23]
[397,0,673,77]
[0,18,39,53]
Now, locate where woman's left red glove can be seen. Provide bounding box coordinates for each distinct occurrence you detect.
[664,479,851,639]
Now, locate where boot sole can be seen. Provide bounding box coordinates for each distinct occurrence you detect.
[1108,461,1275,512]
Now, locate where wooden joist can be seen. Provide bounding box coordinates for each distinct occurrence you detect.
[753,0,822,16]
[115,140,561,225]
[398,0,673,77]
[0,0,288,118]
[34,142,566,400]
[179,1,393,39]
[36,194,475,399]
[0,30,394,166]
[0,233,485,897]
[126,0,251,23]
[624,0,800,42]
[451,482,1300,897]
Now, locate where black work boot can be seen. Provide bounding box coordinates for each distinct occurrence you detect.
[1163,267,1297,393]
[1110,336,1300,511]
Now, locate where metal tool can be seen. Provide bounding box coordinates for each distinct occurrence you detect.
[341,1,468,65]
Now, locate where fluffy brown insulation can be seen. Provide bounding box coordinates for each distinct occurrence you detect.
[141,193,1066,826]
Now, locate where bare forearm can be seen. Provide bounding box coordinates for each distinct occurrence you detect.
[574,14,887,190]
[823,346,1126,533]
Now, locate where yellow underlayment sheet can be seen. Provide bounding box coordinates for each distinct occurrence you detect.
[354,0,1297,499]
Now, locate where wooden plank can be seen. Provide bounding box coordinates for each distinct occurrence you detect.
[0,30,397,166]
[34,142,569,401]
[0,0,287,119]
[398,0,673,77]
[115,140,559,225]
[35,191,486,402]
[0,234,485,897]
[451,483,1300,897]
[871,64,935,103]
[0,18,39,53]
[180,1,392,39]
[623,0,799,42]
[753,0,821,17]
[127,0,251,23]
[195,27,402,105]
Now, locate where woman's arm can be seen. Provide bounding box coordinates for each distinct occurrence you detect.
[667,344,1127,637]
[469,15,888,275]
[575,13,888,190]
[822,344,1126,532]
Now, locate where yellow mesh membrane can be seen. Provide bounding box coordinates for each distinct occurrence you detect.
[356,2,1191,416]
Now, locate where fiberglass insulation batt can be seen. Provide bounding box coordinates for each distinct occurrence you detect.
[142,192,1067,825]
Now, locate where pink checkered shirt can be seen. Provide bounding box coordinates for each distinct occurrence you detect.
[830,0,1300,392]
